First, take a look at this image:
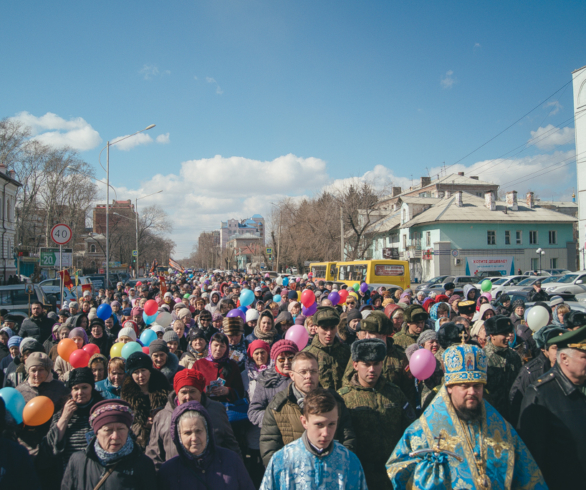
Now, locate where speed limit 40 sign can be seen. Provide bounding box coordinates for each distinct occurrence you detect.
[51,224,72,245]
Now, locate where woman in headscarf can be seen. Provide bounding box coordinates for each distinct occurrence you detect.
[89,353,108,382]
[471,303,496,339]
[245,310,281,347]
[121,352,170,449]
[55,327,88,382]
[192,333,245,403]
[95,357,126,399]
[88,318,112,357]
[157,401,254,490]
[179,328,208,368]
[384,304,405,336]
[61,399,156,490]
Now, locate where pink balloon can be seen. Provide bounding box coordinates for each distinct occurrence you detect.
[409,348,436,380]
[285,324,309,350]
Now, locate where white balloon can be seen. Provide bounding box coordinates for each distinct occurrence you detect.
[275,276,283,286]
[527,305,549,332]
[156,311,173,328]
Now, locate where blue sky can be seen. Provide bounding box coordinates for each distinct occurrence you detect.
[2,1,585,256]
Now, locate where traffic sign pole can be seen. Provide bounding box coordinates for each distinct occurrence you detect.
[60,245,63,308]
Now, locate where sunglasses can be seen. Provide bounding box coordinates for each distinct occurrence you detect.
[276,355,295,363]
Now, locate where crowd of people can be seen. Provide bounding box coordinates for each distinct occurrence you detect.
[0,270,584,489]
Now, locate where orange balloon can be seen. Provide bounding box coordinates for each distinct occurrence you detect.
[57,339,77,363]
[23,396,54,426]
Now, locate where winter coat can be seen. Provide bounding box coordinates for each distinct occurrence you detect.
[120,369,170,449]
[178,348,207,369]
[4,357,27,388]
[145,391,241,469]
[247,368,290,428]
[259,382,356,466]
[54,355,73,382]
[508,353,551,425]
[0,436,41,489]
[61,435,157,490]
[19,314,55,343]
[157,401,255,490]
[95,377,122,399]
[339,376,415,490]
[527,288,549,302]
[89,334,112,357]
[392,323,419,352]
[303,336,351,391]
[192,357,245,403]
[483,340,522,423]
[155,352,184,383]
[518,363,586,490]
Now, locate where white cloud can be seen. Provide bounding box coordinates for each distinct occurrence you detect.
[10,111,101,151]
[139,65,170,80]
[529,125,575,150]
[206,77,223,95]
[112,132,153,151]
[545,100,562,115]
[440,70,457,89]
[194,75,198,81]
[474,43,481,48]
[216,86,224,95]
[156,133,170,144]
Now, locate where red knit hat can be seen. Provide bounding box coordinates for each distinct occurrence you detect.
[247,339,270,358]
[173,368,206,394]
[270,339,299,360]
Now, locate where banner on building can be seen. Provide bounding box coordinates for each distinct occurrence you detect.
[465,256,515,276]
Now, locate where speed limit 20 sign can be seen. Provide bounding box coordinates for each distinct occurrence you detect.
[51,223,72,245]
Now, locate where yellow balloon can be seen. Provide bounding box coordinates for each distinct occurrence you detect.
[110,342,124,359]
[297,291,301,301]
[349,291,359,300]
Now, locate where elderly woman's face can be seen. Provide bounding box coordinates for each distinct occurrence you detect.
[71,382,93,404]
[252,348,268,367]
[192,338,207,352]
[180,415,207,456]
[91,361,106,382]
[211,340,227,359]
[173,323,185,337]
[423,339,439,354]
[109,367,125,387]
[72,336,84,349]
[29,366,49,386]
[59,329,69,340]
[97,422,129,453]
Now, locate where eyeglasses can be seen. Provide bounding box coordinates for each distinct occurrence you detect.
[291,369,318,377]
[276,356,295,363]
[346,302,356,305]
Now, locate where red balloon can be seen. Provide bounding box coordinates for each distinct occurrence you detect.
[144,299,158,316]
[83,344,101,357]
[339,290,349,303]
[69,349,90,369]
[142,346,150,355]
[300,290,315,308]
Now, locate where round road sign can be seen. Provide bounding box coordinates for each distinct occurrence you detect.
[51,224,72,245]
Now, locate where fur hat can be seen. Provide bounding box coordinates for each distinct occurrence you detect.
[417,329,438,348]
[125,352,153,375]
[360,310,393,335]
[223,317,244,336]
[484,315,514,336]
[437,322,467,349]
[404,305,429,323]
[351,338,387,363]
[564,311,586,330]
[68,367,95,389]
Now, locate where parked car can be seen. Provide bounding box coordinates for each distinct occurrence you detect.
[0,283,55,323]
[474,277,503,289]
[543,272,586,297]
[540,275,563,284]
[417,275,478,295]
[39,276,93,301]
[476,271,505,279]
[498,276,548,294]
[415,275,450,291]
[505,290,584,310]
[481,275,526,298]
[125,277,150,288]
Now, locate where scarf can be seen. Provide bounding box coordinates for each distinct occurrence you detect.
[205,340,230,364]
[292,383,306,409]
[93,435,134,466]
[253,324,278,343]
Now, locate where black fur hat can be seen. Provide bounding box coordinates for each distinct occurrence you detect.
[351,338,387,363]
[438,322,467,349]
[484,315,514,336]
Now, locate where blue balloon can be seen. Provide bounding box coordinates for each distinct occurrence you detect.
[274,295,282,303]
[238,305,248,314]
[140,328,157,346]
[282,277,289,286]
[0,387,26,424]
[121,341,143,359]
[143,311,158,326]
[240,289,254,307]
[97,304,112,321]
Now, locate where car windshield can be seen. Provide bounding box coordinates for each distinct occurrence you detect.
[517,278,538,286]
[556,274,578,284]
[493,278,507,285]
[457,277,477,283]
[542,276,561,284]
[428,276,448,285]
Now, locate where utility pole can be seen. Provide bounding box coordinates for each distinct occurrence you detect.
[340,206,344,261]
[276,211,282,273]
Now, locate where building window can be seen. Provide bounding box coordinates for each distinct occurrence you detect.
[487,231,496,245]
[529,231,538,244]
[90,244,96,253]
[531,258,538,271]
[516,231,522,245]
[476,192,483,197]
[549,230,557,244]
[426,231,431,247]
[402,209,407,223]
[403,234,407,249]
[504,231,510,245]
[550,258,558,269]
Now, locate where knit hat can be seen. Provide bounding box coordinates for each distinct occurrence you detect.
[270,339,299,360]
[131,307,143,317]
[346,309,362,323]
[295,315,306,326]
[7,335,22,349]
[111,301,121,307]
[90,318,105,331]
[20,338,44,355]
[246,309,260,322]
[512,299,525,309]
[90,399,134,433]
[417,329,438,347]
[484,315,514,336]
[149,339,169,355]
[212,312,223,322]
[0,327,13,338]
[163,330,180,343]
[69,327,88,344]
[178,308,192,320]
[223,317,244,336]
[125,352,153,375]
[351,338,387,363]
[88,308,97,321]
[188,328,206,342]
[247,339,271,358]
[68,367,95,389]
[25,352,53,372]
[118,326,137,342]
[69,301,79,309]
[173,368,206,394]
[448,295,461,306]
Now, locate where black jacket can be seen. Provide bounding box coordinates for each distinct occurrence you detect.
[518,363,586,490]
[527,289,549,302]
[509,353,551,425]
[19,314,55,343]
[61,436,156,490]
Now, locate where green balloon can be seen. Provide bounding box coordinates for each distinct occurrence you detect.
[481,280,492,292]
[353,283,360,292]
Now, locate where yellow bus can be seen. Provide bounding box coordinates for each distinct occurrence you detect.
[332,260,410,290]
[308,262,337,282]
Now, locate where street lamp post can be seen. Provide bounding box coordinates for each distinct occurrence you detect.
[536,248,545,273]
[100,125,155,288]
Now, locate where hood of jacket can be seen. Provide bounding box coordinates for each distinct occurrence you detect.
[170,400,216,468]
[463,284,479,302]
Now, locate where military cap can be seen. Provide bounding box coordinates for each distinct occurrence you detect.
[564,311,586,330]
[547,324,586,350]
[457,300,476,315]
[314,306,340,328]
[404,305,429,323]
[444,282,456,291]
[351,338,387,363]
[484,314,514,336]
[360,310,393,335]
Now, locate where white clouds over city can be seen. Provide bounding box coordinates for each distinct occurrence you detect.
[440,70,457,89]
[529,124,575,150]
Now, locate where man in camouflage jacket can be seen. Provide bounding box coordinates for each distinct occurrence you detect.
[393,305,428,352]
[339,338,415,489]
